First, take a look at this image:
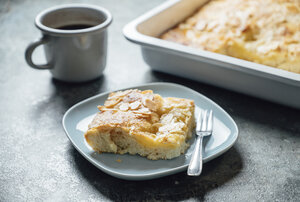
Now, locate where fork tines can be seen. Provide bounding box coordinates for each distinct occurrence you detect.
[197,109,213,133]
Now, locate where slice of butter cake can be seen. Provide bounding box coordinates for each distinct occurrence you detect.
[84,89,195,160]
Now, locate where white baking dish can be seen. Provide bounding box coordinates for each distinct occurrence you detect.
[123,0,300,109]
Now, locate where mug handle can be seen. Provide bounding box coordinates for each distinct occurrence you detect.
[25,36,52,69]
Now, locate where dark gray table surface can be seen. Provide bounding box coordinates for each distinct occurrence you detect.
[1,0,299,201]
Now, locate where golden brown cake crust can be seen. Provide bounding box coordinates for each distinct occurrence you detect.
[161,0,300,74]
[84,89,195,160]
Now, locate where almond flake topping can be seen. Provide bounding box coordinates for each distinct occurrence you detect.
[129,101,141,109]
[119,103,129,111]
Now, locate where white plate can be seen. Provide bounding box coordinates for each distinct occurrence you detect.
[63,82,238,180]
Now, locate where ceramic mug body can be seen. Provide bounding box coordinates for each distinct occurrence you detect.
[25,4,112,82]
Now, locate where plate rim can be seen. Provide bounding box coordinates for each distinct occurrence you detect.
[62,82,239,180]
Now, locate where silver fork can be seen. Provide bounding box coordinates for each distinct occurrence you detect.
[187,109,213,176]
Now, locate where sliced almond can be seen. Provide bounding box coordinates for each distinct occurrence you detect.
[142,93,154,103]
[129,101,141,109]
[195,21,207,31]
[104,97,122,107]
[150,113,160,122]
[161,113,174,124]
[144,99,157,111]
[97,106,118,112]
[119,103,129,111]
[138,107,151,114]
[123,91,141,103]
[134,113,150,118]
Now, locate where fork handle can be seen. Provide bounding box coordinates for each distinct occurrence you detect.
[187,136,203,176]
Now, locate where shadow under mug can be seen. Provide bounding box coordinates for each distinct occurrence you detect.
[25,4,112,82]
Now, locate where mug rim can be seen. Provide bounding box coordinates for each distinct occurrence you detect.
[35,4,112,36]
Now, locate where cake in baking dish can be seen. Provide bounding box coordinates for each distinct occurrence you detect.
[84,89,195,160]
[161,0,300,74]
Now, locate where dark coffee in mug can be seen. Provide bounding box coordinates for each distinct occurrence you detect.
[56,24,94,30]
